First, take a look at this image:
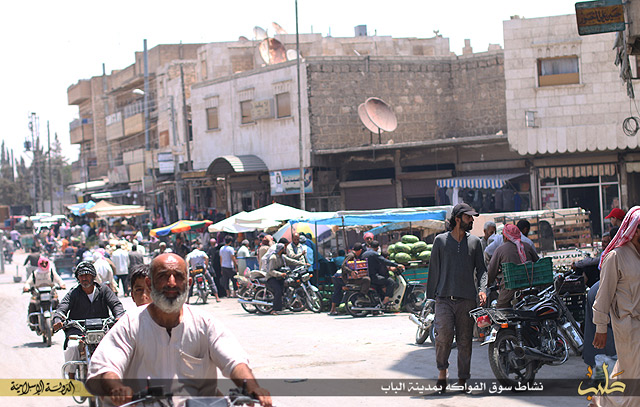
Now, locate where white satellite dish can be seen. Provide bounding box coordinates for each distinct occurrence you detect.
[286,49,301,61]
[272,22,288,35]
[358,97,398,145]
[253,26,268,41]
[258,38,287,65]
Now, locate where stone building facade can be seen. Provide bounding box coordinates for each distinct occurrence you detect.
[503,14,640,235]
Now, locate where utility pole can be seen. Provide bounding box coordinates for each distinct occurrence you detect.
[142,39,158,218]
[170,96,185,220]
[47,121,53,213]
[295,0,306,210]
[28,113,38,214]
[179,63,192,213]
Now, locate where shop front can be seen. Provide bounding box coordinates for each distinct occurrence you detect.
[536,163,619,238]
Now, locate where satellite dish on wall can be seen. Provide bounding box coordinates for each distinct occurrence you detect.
[258,38,287,65]
[358,103,380,134]
[363,97,398,132]
[272,22,288,35]
[253,26,268,41]
[286,49,301,61]
[238,36,249,42]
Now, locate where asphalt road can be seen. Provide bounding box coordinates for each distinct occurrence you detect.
[0,251,592,406]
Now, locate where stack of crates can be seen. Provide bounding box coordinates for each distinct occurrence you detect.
[559,274,587,326]
[502,258,554,290]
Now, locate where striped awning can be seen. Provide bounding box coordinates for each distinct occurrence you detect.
[539,164,616,179]
[436,173,525,189]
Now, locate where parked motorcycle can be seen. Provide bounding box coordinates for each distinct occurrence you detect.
[27,285,58,347]
[344,268,426,317]
[61,317,115,407]
[189,267,209,304]
[3,247,13,264]
[469,274,584,387]
[241,264,322,314]
[235,270,267,314]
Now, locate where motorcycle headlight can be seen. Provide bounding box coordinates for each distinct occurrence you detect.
[40,293,51,302]
[86,331,104,345]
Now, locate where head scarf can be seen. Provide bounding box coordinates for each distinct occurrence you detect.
[599,206,640,269]
[503,224,527,263]
[37,256,50,273]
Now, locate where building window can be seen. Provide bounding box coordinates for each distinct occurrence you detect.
[206,107,218,130]
[538,56,579,86]
[240,100,253,124]
[276,92,291,118]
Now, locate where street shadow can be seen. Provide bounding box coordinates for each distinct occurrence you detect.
[14,340,56,349]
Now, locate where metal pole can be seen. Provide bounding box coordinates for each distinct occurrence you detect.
[143,39,157,218]
[170,96,184,220]
[295,0,306,210]
[179,63,192,213]
[47,121,53,213]
[29,113,37,213]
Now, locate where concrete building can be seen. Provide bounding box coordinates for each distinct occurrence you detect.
[503,14,640,236]
[189,32,520,215]
[67,43,203,211]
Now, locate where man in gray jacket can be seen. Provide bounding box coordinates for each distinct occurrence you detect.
[427,203,487,391]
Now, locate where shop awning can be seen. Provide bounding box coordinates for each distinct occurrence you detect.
[91,189,131,199]
[206,155,268,176]
[539,164,616,179]
[436,173,526,189]
[67,179,109,193]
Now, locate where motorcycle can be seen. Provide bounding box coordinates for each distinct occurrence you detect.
[27,285,58,347]
[189,266,209,304]
[469,274,584,387]
[235,270,268,314]
[241,264,322,314]
[3,246,13,264]
[61,317,115,407]
[344,267,426,317]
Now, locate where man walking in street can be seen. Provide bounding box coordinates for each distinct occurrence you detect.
[112,244,130,297]
[592,206,640,407]
[219,236,238,297]
[427,203,487,391]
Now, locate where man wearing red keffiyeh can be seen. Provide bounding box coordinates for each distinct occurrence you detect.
[591,206,640,407]
[486,224,539,308]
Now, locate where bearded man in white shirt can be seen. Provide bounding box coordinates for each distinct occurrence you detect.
[86,253,272,407]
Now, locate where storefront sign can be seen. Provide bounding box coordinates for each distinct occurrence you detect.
[575,0,625,35]
[270,168,313,196]
[157,152,174,174]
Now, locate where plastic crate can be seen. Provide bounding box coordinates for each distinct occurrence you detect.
[502,257,553,290]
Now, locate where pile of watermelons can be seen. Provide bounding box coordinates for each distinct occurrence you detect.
[387,235,432,265]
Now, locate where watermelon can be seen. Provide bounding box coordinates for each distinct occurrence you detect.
[402,234,419,244]
[412,241,428,253]
[388,244,396,254]
[394,243,412,253]
[389,253,396,261]
[418,250,431,262]
[395,252,412,264]
[426,244,433,251]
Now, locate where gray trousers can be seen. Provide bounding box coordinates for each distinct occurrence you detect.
[434,296,476,379]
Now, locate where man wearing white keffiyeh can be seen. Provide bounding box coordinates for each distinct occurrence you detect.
[591,206,640,407]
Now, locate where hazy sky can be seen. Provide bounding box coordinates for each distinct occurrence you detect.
[0,0,576,165]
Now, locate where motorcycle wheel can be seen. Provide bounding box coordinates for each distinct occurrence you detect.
[306,290,322,313]
[71,364,88,404]
[254,288,274,315]
[404,285,427,313]
[239,288,258,314]
[488,329,536,387]
[416,320,430,344]
[43,317,52,347]
[345,292,370,318]
[201,289,208,304]
[289,288,306,312]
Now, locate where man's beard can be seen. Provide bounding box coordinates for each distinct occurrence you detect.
[150,285,188,314]
[460,219,473,232]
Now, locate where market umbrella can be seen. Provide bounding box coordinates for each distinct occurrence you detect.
[150,219,213,237]
[272,222,338,243]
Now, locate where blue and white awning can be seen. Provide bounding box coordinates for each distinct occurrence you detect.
[436,173,526,189]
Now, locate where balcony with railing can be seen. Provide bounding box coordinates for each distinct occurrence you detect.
[68,80,92,105]
[69,118,94,144]
[106,112,124,141]
[122,99,156,137]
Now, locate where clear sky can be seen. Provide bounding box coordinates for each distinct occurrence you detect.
[0,0,576,165]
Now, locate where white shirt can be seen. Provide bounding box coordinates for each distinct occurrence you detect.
[484,233,536,258]
[111,249,130,276]
[237,246,250,258]
[88,305,248,396]
[185,249,208,268]
[94,258,115,289]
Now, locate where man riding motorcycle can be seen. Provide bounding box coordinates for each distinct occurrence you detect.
[53,261,125,379]
[23,257,66,329]
[185,244,220,303]
[363,240,404,309]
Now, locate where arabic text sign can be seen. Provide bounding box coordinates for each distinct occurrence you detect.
[575,0,625,35]
[0,379,91,397]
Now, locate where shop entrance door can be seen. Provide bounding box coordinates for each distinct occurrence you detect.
[561,186,601,237]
